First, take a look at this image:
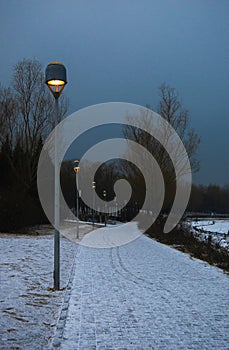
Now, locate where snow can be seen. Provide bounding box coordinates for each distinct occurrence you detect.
[192,220,229,234]
[191,219,229,249]
[55,223,229,350]
[0,224,91,350]
[80,222,142,248]
[1,222,229,349]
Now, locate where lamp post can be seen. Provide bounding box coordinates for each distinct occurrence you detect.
[73,160,80,239]
[92,181,96,227]
[114,196,118,223]
[45,62,67,290]
[102,190,107,226]
[124,199,127,222]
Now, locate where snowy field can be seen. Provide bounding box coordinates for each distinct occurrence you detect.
[0,224,90,350]
[192,219,229,234]
[191,219,229,248]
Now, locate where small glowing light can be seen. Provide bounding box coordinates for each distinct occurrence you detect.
[47,79,65,86]
[74,160,80,173]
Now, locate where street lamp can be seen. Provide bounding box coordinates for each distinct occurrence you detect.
[114,196,118,223]
[45,61,67,291]
[73,160,80,239]
[102,190,107,226]
[92,181,96,227]
[124,199,127,222]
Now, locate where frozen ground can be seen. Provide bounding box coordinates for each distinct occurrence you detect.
[0,223,92,350]
[53,222,229,350]
[1,222,229,350]
[191,220,229,234]
[191,219,229,248]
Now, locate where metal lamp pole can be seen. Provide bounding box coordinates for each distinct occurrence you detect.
[102,190,107,226]
[92,181,96,227]
[73,160,80,239]
[45,62,67,290]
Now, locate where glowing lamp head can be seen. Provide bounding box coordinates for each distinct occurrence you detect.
[73,160,80,173]
[45,62,67,98]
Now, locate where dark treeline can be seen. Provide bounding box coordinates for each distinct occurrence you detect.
[61,159,229,221]
[188,184,229,214]
[0,59,68,231]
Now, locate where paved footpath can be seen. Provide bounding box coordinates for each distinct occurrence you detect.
[52,223,229,350]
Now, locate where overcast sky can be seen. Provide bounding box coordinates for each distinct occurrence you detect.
[0,0,228,186]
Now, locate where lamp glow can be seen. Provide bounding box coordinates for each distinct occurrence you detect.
[47,79,65,86]
[73,159,80,173]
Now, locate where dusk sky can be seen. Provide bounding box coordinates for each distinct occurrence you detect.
[0,0,228,186]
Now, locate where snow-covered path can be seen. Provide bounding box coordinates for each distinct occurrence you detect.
[52,223,229,350]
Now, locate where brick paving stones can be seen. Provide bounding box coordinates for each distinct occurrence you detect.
[52,224,229,350]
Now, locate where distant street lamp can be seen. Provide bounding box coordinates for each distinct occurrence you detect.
[45,62,67,291]
[102,190,107,226]
[73,160,80,239]
[124,199,127,222]
[114,196,118,222]
[92,181,96,227]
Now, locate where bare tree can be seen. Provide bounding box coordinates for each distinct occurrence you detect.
[0,58,69,192]
[0,85,17,148]
[13,59,68,148]
[122,84,200,211]
[157,83,200,173]
[124,83,200,175]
